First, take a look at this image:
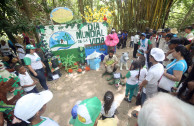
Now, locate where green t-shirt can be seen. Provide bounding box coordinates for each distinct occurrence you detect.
[126,71,131,78]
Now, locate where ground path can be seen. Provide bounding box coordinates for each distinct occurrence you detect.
[40,45,139,126]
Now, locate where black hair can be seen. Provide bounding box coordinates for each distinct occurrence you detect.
[26,49,31,54]
[109,50,114,54]
[164,28,170,33]
[103,91,114,114]
[177,65,194,103]
[130,60,142,70]
[14,65,23,72]
[180,37,190,46]
[175,45,192,66]
[153,30,157,34]
[185,26,192,30]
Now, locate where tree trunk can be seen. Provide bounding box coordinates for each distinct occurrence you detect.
[42,0,50,21]
[21,0,40,43]
[178,3,194,30]
[78,0,85,23]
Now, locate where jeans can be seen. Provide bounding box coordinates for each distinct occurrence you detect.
[125,84,138,101]
[30,68,48,90]
[141,92,147,106]
[26,87,39,94]
[122,39,127,48]
[130,41,134,48]
[133,44,138,58]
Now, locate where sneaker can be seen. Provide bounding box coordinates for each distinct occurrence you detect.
[124,98,131,103]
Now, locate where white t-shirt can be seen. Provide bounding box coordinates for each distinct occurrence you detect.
[131,36,134,41]
[19,71,36,92]
[162,41,169,53]
[159,37,165,49]
[126,70,139,85]
[134,35,140,44]
[186,32,194,40]
[139,68,148,93]
[32,117,59,126]
[1,44,12,56]
[25,53,43,70]
[17,48,25,59]
[101,101,117,117]
[145,63,164,98]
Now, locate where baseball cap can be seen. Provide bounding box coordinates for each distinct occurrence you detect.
[150,48,165,62]
[74,97,101,126]
[169,38,181,45]
[14,90,53,123]
[26,44,36,49]
[141,33,146,37]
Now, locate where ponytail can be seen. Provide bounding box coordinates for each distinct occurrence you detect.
[175,45,192,66]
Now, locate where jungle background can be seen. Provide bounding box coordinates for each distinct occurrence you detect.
[0,0,194,43]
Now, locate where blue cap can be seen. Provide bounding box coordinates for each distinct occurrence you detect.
[141,33,146,37]
[71,104,78,119]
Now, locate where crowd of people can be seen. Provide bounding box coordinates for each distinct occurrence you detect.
[0,24,194,126]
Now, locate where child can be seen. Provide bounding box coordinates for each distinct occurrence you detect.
[13,90,59,126]
[15,65,39,94]
[133,49,146,97]
[101,91,118,120]
[125,60,141,103]
[16,44,25,65]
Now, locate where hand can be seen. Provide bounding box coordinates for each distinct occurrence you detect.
[139,84,143,92]
[145,51,148,54]
[105,64,107,67]
[164,58,169,61]
[33,72,37,76]
[34,80,38,85]
[111,64,114,67]
[43,64,46,68]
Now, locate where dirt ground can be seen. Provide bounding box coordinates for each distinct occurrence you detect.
[38,45,140,126]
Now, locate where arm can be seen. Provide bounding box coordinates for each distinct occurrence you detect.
[139,79,148,91]
[0,112,4,126]
[163,70,183,82]
[27,65,37,76]
[41,61,46,68]
[21,80,37,88]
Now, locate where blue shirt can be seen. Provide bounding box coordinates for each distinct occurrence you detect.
[166,59,187,75]
[122,33,128,39]
[118,34,122,39]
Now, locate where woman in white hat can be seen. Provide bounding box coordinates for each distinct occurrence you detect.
[139,48,165,99]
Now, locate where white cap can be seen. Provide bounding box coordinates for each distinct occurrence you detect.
[118,31,121,34]
[14,90,53,123]
[150,48,165,62]
[112,29,115,32]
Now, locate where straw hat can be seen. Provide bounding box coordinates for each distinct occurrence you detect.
[171,28,178,34]
[157,29,162,33]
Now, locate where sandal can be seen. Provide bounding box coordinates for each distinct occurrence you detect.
[124,98,131,103]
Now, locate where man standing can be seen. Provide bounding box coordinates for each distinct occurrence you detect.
[133,31,140,58]
[150,30,158,48]
[185,26,194,40]
[138,33,152,68]
[103,50,119,73]
[122,30,128,48]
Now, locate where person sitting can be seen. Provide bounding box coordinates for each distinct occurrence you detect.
[138,92,194,126]
[13,90,59,126]
[101,91,118,120]
[103,50,119,74]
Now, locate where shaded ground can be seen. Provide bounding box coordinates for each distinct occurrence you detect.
[37,45,140,126]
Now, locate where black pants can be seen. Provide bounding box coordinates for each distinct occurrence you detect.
[26,87,39,94]
[122,39,127,48]
[133,44,138,58]
[146,52,152,69]
[158,87,169,93]
[117,39,123,48]
[30,68,48,90]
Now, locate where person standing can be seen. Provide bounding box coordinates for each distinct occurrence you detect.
[130,35,134,48]
[139,48,165,99]
[133,32,140,58]
[159,30,166,49]
[121,30,128,48]
[150,30,158,48]
[117,31,123,49]
[23,44,48,90]
[185,26,194,40]
[138,33,152,68]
